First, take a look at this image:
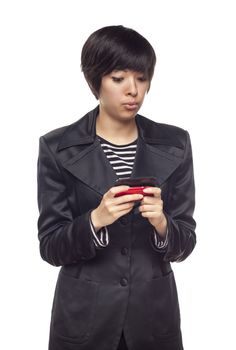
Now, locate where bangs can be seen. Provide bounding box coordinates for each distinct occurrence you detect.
[93,28,156,79]
[105,49,154,78]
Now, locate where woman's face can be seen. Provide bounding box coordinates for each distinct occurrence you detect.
[98,69,150,122]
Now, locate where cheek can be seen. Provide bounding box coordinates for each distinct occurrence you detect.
[110,92,121,104]
[100,87,120,106]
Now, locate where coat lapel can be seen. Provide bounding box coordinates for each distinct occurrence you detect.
[130,137,182,186]
[61,138,118,195]
[57,106,185,195]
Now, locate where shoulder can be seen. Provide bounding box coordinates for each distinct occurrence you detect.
[38,111,91,152]
[40,123,71,142]
[39,123,72,153]
[38,107,98,153]
[136,114,189,150]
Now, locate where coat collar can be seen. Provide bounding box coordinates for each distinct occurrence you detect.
[57,105,184,151]
[56,106,184,196]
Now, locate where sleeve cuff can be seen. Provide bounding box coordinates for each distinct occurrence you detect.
[150,227,169,252]
[89,213,109,249]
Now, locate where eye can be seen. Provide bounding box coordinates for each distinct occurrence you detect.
[137,76,147,82]
[112,77,124,83]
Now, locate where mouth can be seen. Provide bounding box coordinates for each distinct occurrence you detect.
[123,102,139,110]
[124,101,138,106]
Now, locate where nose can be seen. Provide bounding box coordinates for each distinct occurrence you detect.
[126,77,138,97]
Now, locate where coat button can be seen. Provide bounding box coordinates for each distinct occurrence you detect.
[121,247,128,255]
[120,278,128,287]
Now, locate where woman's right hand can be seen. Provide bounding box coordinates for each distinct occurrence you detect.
[90,185,143,231]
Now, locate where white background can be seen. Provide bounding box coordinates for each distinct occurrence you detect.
[0,0,235,349]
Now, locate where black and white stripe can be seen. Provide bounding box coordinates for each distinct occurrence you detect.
[150,228,169,251]
[89,215,109,248]
[98,137,137,179]
[90,136,168,250]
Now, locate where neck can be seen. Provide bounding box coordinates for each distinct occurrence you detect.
[96,108,138,145]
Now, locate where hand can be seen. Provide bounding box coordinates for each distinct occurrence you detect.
[91,186,143,230]
[138,187,167,238]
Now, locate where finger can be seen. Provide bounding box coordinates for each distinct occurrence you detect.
[140,196,161,205]
[110,202,135,218]
[106,185,130,198]
[115,201,136,212]
[139,204,162,213]
[143,187,161,198]
[114,193,144,204]
[141,211,161,218]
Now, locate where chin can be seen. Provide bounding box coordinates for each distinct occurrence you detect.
[120,112,137,121]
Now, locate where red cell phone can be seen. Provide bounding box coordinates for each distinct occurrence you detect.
[114,177,158,197]
[114,186,153,197]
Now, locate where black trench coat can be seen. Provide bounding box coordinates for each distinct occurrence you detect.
[37,106,196,350]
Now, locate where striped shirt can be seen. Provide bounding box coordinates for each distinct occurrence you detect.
[89,136,168,251]
[98,136,137,179]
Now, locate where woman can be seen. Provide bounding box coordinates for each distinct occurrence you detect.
[37,25,196,350]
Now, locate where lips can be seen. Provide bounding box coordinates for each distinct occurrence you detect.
[123,103,139,111]
[124,102,138,106]
[123,102,139,108]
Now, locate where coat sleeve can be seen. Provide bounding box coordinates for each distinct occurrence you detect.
[162,130,196,262]
[37,136,97,267]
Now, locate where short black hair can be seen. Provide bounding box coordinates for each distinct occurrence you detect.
[81,25,156,99]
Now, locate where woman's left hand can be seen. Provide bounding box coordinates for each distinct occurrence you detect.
[138,187,167,238]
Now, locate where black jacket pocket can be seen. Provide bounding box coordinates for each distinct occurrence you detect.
[51,272,99,343]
